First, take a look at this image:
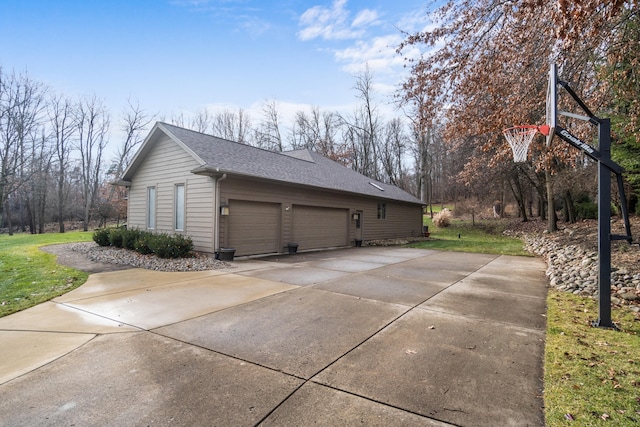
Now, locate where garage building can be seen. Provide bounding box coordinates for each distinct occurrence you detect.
[117,122,424,256]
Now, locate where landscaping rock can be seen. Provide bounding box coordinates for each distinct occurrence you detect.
[507,219,640,313]
[69,242,230,272]
[619,292,640,301]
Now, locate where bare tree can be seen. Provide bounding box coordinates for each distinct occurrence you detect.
[22,130,54,233]
[169,111,186,128]
[0,70,47,233]
[211,108,252,144]
[75,95,110,231]
[342,66,382,179]
[380,117,407,188]
[190,108,211,133]
[109,99,153,193]
[289,109,316,150]
[254,99,283,151]
[49,93,76,232]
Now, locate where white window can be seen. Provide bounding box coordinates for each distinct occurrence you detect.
[377,203,386,220]
[147,186,156,229]
[175,184,185,231]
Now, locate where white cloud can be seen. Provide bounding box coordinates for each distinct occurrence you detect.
[297,2,429,101]
[297,0,378,41]
[334,35,404,74]
[238,15,272,37]
[351,9,380,28]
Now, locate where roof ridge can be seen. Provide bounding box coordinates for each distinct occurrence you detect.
[159,122,316,164]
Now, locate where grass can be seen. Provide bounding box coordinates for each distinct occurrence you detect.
[410,217,531,256]
[545,291,640,426]
[0,231,93,317]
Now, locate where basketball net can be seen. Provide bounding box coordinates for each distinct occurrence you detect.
[502,125,550,163]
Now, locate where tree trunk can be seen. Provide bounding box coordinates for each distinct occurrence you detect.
[38,187,46,234]
[57,175,66,233]
[509,175,528,222]
[563,189,576,223]
[545,168,557,232]
[5,200,13,236]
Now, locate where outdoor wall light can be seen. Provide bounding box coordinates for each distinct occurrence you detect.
[220,204,230,216]
[352,213,360,220]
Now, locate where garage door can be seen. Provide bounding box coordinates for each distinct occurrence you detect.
[291,205,349,250]
[228,200,280,256]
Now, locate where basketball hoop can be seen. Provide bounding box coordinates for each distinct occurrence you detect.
[502,125,549,162]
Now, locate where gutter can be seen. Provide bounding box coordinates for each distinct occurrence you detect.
[214,173,227,252]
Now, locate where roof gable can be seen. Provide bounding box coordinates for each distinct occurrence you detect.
[121,122,206,182]
[125,122,423,205]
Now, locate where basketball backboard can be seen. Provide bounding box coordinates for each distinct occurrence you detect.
[546,63,557,146]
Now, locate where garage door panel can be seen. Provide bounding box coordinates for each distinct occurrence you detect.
[292,205,348,250]
[228,200,280,256]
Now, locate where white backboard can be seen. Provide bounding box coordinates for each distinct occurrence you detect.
[546,63,557,146]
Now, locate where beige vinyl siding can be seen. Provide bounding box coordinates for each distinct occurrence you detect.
[127,135,215,252]
[184,178,215,252]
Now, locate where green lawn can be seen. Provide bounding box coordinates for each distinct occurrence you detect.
[545,291,640,426]
[0,231,93,317]
[411,217,531,256]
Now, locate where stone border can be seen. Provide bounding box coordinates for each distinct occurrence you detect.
[523,234,640,312]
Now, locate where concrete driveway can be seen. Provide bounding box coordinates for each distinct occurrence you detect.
[0,246,547,426]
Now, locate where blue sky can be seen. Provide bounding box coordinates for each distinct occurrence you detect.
[1,0,428,131]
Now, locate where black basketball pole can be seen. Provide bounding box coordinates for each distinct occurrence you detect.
[596,119,614,328]
[533,67,634,329]
[555,113,632,328]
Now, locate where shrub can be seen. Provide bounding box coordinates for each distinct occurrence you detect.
[122,228,141,250]
[108,227,126,248]
[133,232,154,255]
[95,228,193,259]
[433,208,453,228]
[148,233,193,258]
[170,234,194,258]
[93,228,111,247]
[574,194,597,220]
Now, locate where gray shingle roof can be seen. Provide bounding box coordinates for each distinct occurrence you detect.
[141,122,423,205]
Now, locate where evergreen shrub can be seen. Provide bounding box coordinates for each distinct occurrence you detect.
[91,228,193,259]
[133,232,154,255]
[148,233,193,258]
[108,227,126,248]
[93,228,111,246]
[574,194,598,220]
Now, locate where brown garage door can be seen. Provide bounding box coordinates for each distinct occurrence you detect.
[228,200,280,256]
[291,205,349,250]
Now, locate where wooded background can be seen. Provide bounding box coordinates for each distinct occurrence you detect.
[1,1,638,234]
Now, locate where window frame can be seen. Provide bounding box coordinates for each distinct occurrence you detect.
[174,183,185,231]
[147,186,156,229]
[377,202,386,220]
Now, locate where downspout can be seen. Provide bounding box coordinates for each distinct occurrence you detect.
[214,173,227,252]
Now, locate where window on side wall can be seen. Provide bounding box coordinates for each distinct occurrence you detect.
[175,183,185,231]
[147,186,156,229]
[377,202,386,219]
